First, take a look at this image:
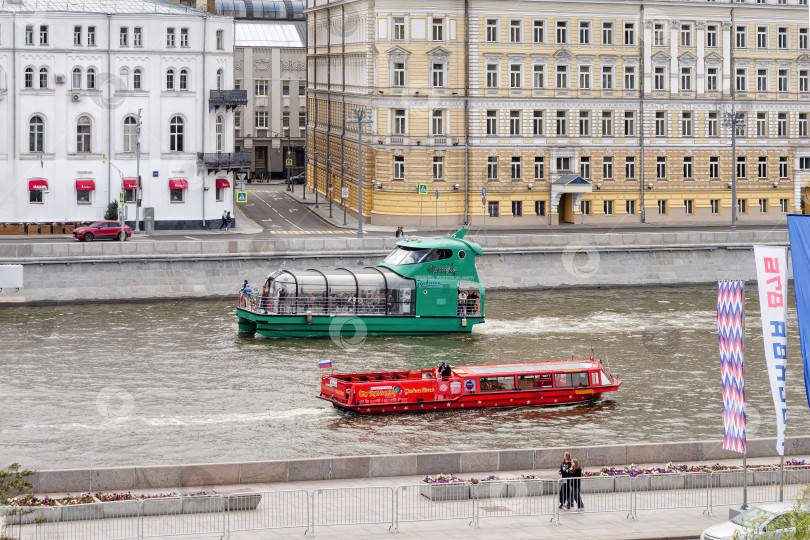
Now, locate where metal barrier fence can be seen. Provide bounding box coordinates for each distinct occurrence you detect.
[1,469,808,539]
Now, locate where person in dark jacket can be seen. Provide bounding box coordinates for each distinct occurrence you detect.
[567,458,584,510]
[558,452,571,508]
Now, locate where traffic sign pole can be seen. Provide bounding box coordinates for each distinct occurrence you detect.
[435,189,439,230]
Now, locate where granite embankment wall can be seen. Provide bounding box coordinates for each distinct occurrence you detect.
[0,230,790,304]
[27,436,810,493]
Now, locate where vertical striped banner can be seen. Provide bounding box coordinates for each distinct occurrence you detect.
[718,280,746,454]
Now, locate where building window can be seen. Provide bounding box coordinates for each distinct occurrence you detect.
[216,69,224,91]
[166,69,175,90]
[778,70,789,93]
[167,28,176,47]
[299,81,306,95]
[623,111,635,136]
[735,68,747,92]
[756,69,768,92]
[532,110,544,135]
[216,185,225,203]
[602,157,613,179]
[509,110,521,135]
[432,109,444,135]
[626,200,635,215]
[579,21,591,45]
[800,70,809,92]
[512,200,522,216]
[759,199,768,213]
[486,64,499,88]
[39,68,48,89]
[29,116,44,153]
[76,116,92,153]
[24,67,33,89]
[39,25,48,45]
[756,113,768,137]
[533,20,545,43]
[509,64,522,88]
[281,80,290,96]
[680,24,692,47]
[601,66,613,90]
[281,111,290,129]
[658,200,667,215]
[432,156,444,180]
[737,156,746,179]
[756,25,768,49]
[133,69,142,90]
[299,111,306,128]
[680,67,692,91]
[86,68,96,90]
[603,200,614,215]
[120,27,129,47]
[777,113,788,137]
[624,22,635,45]
[532,64,545,88]
[777,27,788,50]
[72,67,82,90]
[74,26,82,46]
[654,23,665,46]
[487,156,498,180]
[578,111,590,137]
[681,112,692,137]
[170,116,184,152]
[534,156,544,179]
[707,68,718,91]
[556,65,568,88]
[170,186,185,203]
[134,27,142,47]
[602,21,614,45]
[758,156,768,179]
[556,21,568,44]
[88,26,96,46]
[709,156,719,179]
[432,18,444,41]
[624,66,636,90]
[488,201,499,216]
[711,199,720,214]
[625,156,635,179]
[486,110,497,135]
[580,156,590,179]
[736,25,748,49]
[799,113,809,138]
[180,28,189,47]
[216,29,224,50]
[509,19,522,43]
[393,109,406,134]
[738,199,747,214]
[581,200,591,215]
[708,112,719,137]
[780,156,788,178]
[578,65,591,90]
[255,80,268,96]
[781,199,789,212]
[431,63,445,87]
[119,116,138,157]
[216,116,223,153]
[394,17,405,40]
[601,111,612,137]
[30,187,43,204]
[555,110,567,136]
[684,200,694,215]
[536,200,546,216]
[707,24,718,48]
[683,156,693,179]
[656,156,666,179]
[511,157,521,180]
[654,67,665,90]
[393,155,405,180]
[556,157,571,171]
[655,111,666,136]
[25,25,33,45]
[178,69,188,91]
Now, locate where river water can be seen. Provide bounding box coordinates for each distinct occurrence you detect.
[1,286,808,470]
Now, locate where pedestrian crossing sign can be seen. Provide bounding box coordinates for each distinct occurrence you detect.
[236,191,247,203]
[286,158,293,166]
[119,191,125,204]
[418,183,428,195]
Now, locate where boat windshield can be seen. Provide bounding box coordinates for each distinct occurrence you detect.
[383,247,452,265]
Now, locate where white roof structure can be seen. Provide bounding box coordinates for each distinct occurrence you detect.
[234,20,305,48]
[0,0,206,15]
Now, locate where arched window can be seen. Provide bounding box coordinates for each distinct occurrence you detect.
[24,67,34,89]
[133,68,143,90]
[179,68,188,91]
[86,68,96,90]
[215,115,223,153]
[39,67,48,89]
[216,68,223,91]
[72,67,82,90]
[169,116,184,152]
[29,116,44,153]
[123,115,137,152]
[76,116,92,153]
[166,68,175,90]
[119,68,130,90]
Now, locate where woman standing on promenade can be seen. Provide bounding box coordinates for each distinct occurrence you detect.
[567,458,584,510]
[558,452,571,509]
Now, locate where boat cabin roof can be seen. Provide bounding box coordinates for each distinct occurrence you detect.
[454,360,599,376]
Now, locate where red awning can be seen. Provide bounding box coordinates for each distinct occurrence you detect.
[216,178,230,188]
[28,179,48,190]
[75,179,95,191]
[123,178,137,189]
[169,179,188,190]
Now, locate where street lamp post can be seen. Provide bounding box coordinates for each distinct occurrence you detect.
[327,157,333,218]
[721,110,746,232]
[342,162,347,226]
[134,109,142,233]
[346,108,373,238]
[285,127,292,193]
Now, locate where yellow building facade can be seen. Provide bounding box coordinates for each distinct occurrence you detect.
[307,0,810,226]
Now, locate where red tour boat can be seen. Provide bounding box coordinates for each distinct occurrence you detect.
[318,357,621,415]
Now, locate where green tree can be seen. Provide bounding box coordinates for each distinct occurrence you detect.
[0,462,34,505]
[104,201,118,221]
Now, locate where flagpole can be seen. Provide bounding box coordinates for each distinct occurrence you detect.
[742,281,748,511]
[779,459,784,502]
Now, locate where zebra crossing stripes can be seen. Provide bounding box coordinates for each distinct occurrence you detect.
[268,230,344,235]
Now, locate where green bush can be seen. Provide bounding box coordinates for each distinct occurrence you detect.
[104,201,118,221]
[0,463,35,505]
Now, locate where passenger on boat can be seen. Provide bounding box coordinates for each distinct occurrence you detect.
[250,286,260,311]
[278,286,287,313]
[261,286,270,314]
[457,290,468,316]
[442,363,452,378]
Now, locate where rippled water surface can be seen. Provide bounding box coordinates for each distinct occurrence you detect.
[1,286,808,469]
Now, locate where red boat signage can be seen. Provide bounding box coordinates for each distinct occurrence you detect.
[318,357,621,415]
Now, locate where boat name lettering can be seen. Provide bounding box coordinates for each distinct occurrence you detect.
[322,383,345,397]
[428,265,457,275]
[357,386,434,398]
[370,386,393,391]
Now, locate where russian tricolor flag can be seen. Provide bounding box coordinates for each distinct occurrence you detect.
[319,359,332,369]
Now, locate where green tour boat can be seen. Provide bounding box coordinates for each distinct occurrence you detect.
[237,229,485,338]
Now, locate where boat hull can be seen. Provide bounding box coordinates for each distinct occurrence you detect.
[237,308,484,338]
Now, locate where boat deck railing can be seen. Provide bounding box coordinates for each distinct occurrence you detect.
[238,291,482,317]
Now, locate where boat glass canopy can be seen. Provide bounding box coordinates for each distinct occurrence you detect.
[382,246,453,266]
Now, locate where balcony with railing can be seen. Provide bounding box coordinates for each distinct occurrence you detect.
[209,90,248,111]
[197,151,252,172]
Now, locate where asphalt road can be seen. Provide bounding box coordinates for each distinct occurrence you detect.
[239,184,338,234]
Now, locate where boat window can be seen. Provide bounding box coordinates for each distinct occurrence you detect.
[572,372,589,388]
[382,247,452,266]
[600,370,612,385]
[353,268,388,315]
[591,372,599,386]
[554,373,572,388]
[324,270,357,314]
[555,372,589,388]
[518,374,553,389]
[479,376,516,391]
[378,268,416,315]
[457,281,482,317]
[270,272,296,297]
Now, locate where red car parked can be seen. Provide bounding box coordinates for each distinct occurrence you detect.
[73,221,132,242]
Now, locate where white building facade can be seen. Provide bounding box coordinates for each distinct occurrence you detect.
[0,0,246,229]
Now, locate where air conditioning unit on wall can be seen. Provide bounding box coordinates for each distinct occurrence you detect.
[55,75,65,84]
[71,93,81,102]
